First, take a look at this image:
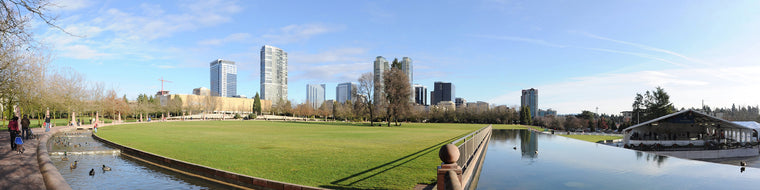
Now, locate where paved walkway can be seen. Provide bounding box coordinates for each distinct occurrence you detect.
[1,126,53,190]
[0,123,88,190]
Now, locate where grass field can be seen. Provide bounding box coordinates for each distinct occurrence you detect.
[97,121,498,189]
[559,134,623,143]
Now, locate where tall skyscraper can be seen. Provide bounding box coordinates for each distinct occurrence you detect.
[431,81,455,106]
[521,88,538,118]
[210,59,237,97]
[336,82,357,103]
[306,84,325,109]
[413,84,427,106]
[373,56,389,104]
[261,45,288,103]
[400,57,414,102]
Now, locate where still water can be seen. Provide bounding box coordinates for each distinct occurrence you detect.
[476,130,760,190]
[48,131,231,190]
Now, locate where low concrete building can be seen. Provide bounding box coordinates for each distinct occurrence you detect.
[193,87,211,96]
[159,94,271,114]
[436,101,456,111]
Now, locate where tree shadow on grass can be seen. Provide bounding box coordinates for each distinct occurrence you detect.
[321,133,469,190]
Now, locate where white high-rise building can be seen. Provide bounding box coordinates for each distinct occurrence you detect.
[373,56,389,104]
[210,59,237,97]
[336,82,357,103]
[306,84,325,109]
[261,45,288,104]
[400,57,413,102]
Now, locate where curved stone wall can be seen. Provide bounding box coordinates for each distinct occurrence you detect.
[92,131,325,190]
[37,127,75,190]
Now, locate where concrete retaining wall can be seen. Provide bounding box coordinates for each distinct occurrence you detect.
[461,130,491,190]
[37,127,75,190]
[92,134,325,190]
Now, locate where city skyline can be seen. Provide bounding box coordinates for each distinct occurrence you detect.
[38,1,760,115]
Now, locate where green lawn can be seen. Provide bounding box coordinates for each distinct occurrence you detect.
[559,134,623,143]
[96,121,485,189]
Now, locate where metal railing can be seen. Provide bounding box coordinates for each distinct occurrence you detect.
[451,124,492,171]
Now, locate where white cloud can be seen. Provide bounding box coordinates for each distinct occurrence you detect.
[580,47,688,67]
[51,0,90,11]
[62,44,111,59]
[86,1,242,41]
[198,33,252,46]
[577,31,712,66]
[38,0,245,68]
[288,47,371,83]
[472,35,567,48]
[180,0,242,25]
[489,65,760,115]
[473,34,694,68]
[289,47,368,64]
[261,23,343,44]
[290,62,370,83]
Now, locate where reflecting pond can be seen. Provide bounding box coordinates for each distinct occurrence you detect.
[48,131,231,189]
[475,129,760,190]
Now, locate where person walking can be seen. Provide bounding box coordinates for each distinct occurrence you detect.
[21,115,31,140]
[45,115,51,132]
[8,116,20,151]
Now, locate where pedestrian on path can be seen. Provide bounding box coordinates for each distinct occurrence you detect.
[21,115,31,139]
[45,115,51,132]
[8,116,20,151]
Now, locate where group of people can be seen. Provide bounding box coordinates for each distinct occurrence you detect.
[8,115,52,151]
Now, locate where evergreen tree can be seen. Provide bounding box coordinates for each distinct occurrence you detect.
[520,106,532,125]
[253,92,261,115]
[632,86,675,122]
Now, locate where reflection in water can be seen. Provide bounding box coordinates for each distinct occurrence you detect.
[49,131,229,189]
[476,129,760,190]
[519,130,538,159]
[634,151,669,167]
[489,130,539,159]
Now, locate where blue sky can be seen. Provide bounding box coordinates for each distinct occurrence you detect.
[38,0,760,115]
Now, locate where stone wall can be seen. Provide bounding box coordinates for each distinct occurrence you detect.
[92,134,324,190]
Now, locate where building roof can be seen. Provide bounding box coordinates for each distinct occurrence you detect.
[733,121,760,131]
[623,109,752,132]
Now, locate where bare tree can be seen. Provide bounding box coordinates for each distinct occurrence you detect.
[383,65,411,126]
[202,95,219,115]
[357,72,375,126]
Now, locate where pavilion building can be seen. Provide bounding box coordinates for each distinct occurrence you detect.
[623,109,760,159]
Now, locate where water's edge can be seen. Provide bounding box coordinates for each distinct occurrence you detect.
[38,127,75,190]
[92,129,325,190]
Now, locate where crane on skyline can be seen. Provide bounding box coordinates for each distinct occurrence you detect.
[158,77,173,95]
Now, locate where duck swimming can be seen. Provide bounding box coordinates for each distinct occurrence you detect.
[70,161,78,169]
[89,168,95,176]
[102,165,111,171]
